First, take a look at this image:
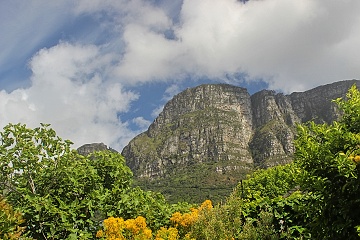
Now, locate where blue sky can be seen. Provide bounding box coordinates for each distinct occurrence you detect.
[1,0,360,151]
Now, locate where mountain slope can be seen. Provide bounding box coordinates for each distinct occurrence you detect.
[122,80,359,203]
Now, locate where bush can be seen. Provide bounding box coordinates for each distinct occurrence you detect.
[0,123,181,239]
[294,85,360,239]
[0,196,30,240]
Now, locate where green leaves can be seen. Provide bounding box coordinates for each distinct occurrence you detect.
[294,84,360,239]
[188,85,360,239]
[0,124,105,238]
[0,123,181,239]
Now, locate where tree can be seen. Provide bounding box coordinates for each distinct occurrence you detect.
[0,123,138,239]
[0,123,187,239]
[294,85,360,239]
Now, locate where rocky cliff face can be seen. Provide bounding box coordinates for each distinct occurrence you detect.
[121,80,359,203]
[77,142,115,156]
[123,84,253,178]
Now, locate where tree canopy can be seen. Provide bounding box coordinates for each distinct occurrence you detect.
[0,123,181,239]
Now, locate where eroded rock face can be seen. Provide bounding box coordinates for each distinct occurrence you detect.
[122,84,254,178]
[77,143,114,156]
[119,80,359,202]
[289,80,353,123]
[249,90,298,167]
[122,80,360,179]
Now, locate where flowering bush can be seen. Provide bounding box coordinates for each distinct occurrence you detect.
[96,216,152,240]
[0,197,27,240]
[170,200,213,238]
[170,200,212,228]
[97,200,212,240]
[294,85,360,239]
[155,227,179,240]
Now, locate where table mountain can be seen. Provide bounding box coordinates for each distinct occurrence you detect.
[121,79,359,203]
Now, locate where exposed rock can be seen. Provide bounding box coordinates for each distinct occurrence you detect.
[77,142,115,156]
[122,84,253,178]
[121,80,359,203]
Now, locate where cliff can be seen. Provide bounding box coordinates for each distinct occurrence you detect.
[77,142,116,156]
[121,80,359,203]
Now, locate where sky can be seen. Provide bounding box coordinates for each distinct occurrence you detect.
[1,0,360,151]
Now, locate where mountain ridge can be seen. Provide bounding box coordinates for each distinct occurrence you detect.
[80,79,360,203]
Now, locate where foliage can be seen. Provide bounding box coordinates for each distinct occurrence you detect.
[0,123,180,239]
[96,200,211,240]
[294,85,360,239]
[96,216,152,240]
[1,85,359,239]
[185,163,307,240]
[186,196,242,240]
[233,163,300,200]
[0,123,100,238]
[154,227,179,240]
[88,150,180,232]
[237,210,278,240]
[0,196,31,240]
[170,200,213,238]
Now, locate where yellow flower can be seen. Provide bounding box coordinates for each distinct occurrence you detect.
[97,217,126,239]
[155,227,179,240]
[142,228,153,239]
[125,216,149,235]
[170,200,213,229]
[199,200,213,211]
[98,216,152,240]
[354,155,360,164]
[96,229,104,238]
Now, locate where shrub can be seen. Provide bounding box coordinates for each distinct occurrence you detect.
[0,196,29,240]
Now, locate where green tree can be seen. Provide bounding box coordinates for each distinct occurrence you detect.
[232,163,308,239]
[87,150,187,231]
[294,85,360,239]
[0,123,107,239]
[0,123,187,239]
[0,123,154,239]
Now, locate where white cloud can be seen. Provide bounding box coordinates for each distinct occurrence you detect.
[107,0,360,92]
[132,117,152,130]
[0,42,138,151]
[164,84,181,101]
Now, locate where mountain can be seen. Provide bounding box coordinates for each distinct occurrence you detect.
[77,142,115,156]
[121,80,359,203]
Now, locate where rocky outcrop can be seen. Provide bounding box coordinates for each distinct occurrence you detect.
[77,142,115,156]
[249,90,298,167]
[121,80,359,203]
[289,80,354,123]
[122,84,254,179]
[249,80,359,167]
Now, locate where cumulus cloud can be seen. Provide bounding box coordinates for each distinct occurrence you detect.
[0,42,138,150]
[107,0,360,92]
